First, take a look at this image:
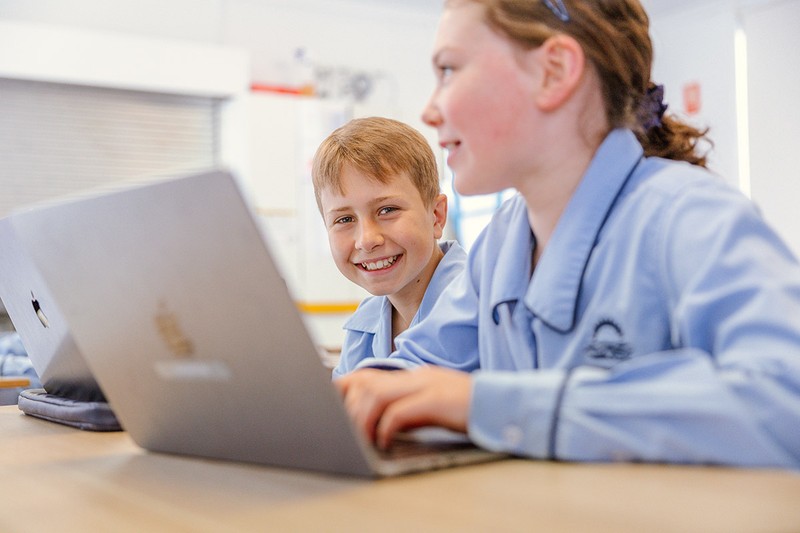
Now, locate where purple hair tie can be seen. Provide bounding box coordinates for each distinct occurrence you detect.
[641,84,668,130]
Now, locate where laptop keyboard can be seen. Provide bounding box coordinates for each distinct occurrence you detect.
[377,429,477,460]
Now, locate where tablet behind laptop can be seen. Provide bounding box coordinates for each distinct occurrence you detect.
[11,170,502,477]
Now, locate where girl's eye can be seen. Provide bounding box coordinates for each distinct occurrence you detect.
[437,65,454,80]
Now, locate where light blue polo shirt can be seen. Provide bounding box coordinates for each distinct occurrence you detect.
[383,129,800,469]
[332,240,466,379]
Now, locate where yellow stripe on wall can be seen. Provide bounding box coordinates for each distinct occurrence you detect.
[0,378,31,389]
[296,302,360,314]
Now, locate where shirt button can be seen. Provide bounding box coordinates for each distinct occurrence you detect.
[503,425,523,448]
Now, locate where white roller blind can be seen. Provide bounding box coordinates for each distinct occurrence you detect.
[0,77,220,216]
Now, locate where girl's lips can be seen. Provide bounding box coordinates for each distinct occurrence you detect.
[446,143,462,167]
[440,140,460,151]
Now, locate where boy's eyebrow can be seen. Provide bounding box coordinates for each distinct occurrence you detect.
[326,195,402,215]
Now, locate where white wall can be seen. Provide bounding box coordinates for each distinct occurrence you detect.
[743,0,800,257]
[0,0,222,41]
[648,0,800,258]
[0,0,440,131]
[222,0,438,126]
[649,0,740,186]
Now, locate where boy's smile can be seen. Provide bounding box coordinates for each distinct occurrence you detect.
[358,254,400,272]
[320,164,447,311]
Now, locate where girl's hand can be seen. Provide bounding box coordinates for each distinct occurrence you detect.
[335,366,472,450]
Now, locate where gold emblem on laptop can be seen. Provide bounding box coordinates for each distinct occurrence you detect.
[155,301,194,358]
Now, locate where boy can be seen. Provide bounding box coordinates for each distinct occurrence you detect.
[311,117,465,378]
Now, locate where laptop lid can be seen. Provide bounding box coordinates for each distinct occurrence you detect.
[11,170,499,477]
[0,217,106,401]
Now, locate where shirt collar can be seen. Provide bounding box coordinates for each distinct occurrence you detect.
[416,240,467,319]
[487,195,536,323]
[525,128,644,332]
[343,295,391,334]
[342,241,464,335]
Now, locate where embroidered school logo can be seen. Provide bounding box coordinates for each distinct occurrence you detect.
[584,318,632,361]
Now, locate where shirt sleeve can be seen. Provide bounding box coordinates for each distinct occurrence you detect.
[471,183,800,468]
[332,329,372,379]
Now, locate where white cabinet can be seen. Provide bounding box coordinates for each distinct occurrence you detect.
[243,91,368,350]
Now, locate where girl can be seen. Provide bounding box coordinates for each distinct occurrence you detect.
[337,0,800,468]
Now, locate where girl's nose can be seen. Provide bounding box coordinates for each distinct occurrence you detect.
[421,97,442,127]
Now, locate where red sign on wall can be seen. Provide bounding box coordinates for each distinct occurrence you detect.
[683,82,701,115]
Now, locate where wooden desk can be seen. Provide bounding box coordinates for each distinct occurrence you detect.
[1,405,798,532]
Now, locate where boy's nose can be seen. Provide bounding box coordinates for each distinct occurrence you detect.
[355,220,384,251]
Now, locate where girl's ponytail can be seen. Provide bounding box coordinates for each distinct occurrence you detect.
[635,82,711,167]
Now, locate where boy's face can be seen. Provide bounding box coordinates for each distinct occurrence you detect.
[320,165,447,303]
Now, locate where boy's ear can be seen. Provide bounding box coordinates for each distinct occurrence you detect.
[432,193,448,239]
[533,34,585,112]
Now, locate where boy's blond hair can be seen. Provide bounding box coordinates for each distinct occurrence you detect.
[311,117,440,212]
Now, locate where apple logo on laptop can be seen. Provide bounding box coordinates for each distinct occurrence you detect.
[31,292,50,328]
[154,301,194,358]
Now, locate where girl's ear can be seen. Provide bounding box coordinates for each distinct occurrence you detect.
[534,34,585,112]
[432,193,448,239]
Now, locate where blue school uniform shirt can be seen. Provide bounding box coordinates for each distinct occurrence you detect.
[332,240,466,379]
[381,129,800,468]
[0,332,41,403]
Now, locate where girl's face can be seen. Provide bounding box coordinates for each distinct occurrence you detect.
[421,1,543,196]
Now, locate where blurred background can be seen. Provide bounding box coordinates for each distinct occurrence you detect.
[1,0,798,348]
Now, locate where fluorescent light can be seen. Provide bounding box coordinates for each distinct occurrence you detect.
[734,25,751,197]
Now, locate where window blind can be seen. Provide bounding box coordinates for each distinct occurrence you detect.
[0,77,220,216]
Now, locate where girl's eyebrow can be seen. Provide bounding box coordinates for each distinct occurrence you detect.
[431,49,450,65]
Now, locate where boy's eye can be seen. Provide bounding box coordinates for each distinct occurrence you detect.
[333,215,354,225]
[378,206,399,216]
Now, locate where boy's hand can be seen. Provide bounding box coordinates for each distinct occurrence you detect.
[335,366,472,450]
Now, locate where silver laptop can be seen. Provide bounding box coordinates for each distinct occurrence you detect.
[10,170,502,477]
[0,217,106,402]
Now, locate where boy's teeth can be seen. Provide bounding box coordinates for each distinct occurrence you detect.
[362,255,398,271]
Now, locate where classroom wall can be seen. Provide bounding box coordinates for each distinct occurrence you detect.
[649,0,740,186]
[742,0,800,257]
[648,0,800,259]
[0,0,440,132]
